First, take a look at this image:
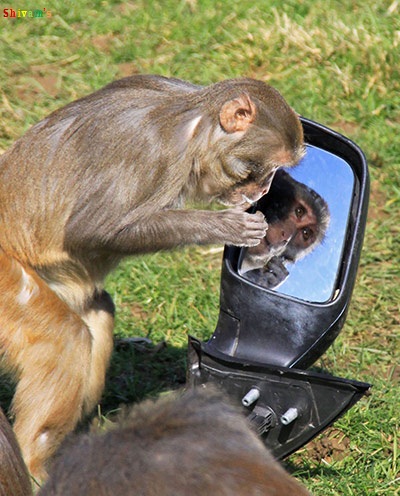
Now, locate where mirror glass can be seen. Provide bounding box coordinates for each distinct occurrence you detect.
[239,145,355,303]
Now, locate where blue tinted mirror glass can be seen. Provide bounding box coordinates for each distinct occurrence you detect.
[239,145,355,303]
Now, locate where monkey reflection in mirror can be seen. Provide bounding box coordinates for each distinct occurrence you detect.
[0,74,304,480]
[240,170,330,289]
[0,388,311,495]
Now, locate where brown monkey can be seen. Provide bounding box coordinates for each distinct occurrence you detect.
[0,389,311,495]
[0,75,304,480]
[0,408,33,496]
[240,170,329,287]
[37,388,311,496]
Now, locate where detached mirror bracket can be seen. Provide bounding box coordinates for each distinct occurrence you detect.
[187,337,371,459]
[186,117,371,457]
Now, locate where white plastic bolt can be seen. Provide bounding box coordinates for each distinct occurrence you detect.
[280,407,298,425]
[242,388,260,407]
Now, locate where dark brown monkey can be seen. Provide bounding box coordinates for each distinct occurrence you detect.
[0,75,304,480]
[240,170,329,287]
[0,390,311,495]
[37,388,311,496]
[0,408,33,496]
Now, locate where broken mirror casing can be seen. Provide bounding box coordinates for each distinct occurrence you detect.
[188,338,370,459]
[187,117,371,459]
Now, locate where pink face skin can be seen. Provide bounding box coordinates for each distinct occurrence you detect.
[265,198,318,251]
[223,170,278,206]
[245,197,318,265]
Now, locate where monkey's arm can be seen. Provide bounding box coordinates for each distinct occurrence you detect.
[66,208,268,255]
[117,208,268,251]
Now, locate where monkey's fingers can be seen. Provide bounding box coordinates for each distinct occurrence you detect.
[247,210,269,231]
[216,208,267,247]
[262,256,289,286]
[235,210,268,246]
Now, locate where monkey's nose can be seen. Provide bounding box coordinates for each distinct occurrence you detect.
[261,186,270,196]
[281,231,292,243]
[261,182,272,196]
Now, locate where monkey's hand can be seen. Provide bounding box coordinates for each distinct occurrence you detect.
[218,207,268,247]
[242,256,289,289]
[262,256,289,287]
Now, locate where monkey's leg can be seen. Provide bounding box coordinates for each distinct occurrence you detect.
[80,290,115,415]
[0,252,92,482]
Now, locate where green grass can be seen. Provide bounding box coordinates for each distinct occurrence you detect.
[1,1,399,494]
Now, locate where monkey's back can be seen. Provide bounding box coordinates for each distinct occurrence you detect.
[0,76,202,266]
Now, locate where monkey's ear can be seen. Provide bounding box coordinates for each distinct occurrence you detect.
[219,94,256,133]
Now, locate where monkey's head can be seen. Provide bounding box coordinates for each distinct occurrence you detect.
[197,79,305,206]
[262,170,330,263]
[280,183,330,263]
[241,170,330,273]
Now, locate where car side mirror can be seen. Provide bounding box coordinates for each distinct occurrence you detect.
[187,117,371,458]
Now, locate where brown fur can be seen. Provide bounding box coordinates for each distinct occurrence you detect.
[38,388,311,495]
[0,408,32,496]
[0,75,304,479]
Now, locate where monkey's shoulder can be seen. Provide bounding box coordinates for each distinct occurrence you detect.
[102,74,202,94]
[43,75,201,123]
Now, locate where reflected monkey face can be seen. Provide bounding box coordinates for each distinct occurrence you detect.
[266,198,319,255]
[240,169,330,274]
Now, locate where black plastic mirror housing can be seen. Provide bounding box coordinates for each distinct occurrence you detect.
[205,117,370,369]
[186,117,371,458]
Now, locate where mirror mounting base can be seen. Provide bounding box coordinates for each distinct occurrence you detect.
[187,336,371,459]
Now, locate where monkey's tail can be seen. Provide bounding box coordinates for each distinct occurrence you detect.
[0,408,33,496]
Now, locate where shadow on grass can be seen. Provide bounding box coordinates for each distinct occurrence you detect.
[1,341,336,482]
[100,339,187,415]
[284,458,341,478]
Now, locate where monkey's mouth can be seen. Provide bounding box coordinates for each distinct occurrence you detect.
[240,194,258,206]
[214,195,244,207]
[215,193,258,208]
[263,233,291,254]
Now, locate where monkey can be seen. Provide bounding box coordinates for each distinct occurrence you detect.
[0,407,33,496]
[34,387,311,496]
[0,74,305,480]
[240,169,330,288]
[0,389,312,495]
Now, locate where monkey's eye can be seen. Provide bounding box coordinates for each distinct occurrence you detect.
[295,205,306,218]
[302,227,313,242]
[247,160,262,172]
